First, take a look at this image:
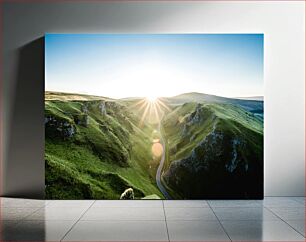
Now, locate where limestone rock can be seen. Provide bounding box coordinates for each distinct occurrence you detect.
[120,188,134,200]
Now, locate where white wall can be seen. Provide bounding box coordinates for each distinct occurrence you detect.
[2,1,305,197]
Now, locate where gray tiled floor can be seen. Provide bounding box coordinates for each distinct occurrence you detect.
[0,197,305,241]
[212,207,279,220]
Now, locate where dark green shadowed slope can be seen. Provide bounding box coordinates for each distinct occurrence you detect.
[161,101,263,199]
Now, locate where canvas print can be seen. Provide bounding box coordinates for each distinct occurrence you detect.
[45,34,264,199]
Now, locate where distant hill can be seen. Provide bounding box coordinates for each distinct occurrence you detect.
[165,92,263,111]
[45,91,113,101]
[164,92,264,120]
[235,96,264,101]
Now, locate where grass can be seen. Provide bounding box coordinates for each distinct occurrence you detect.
[45,96,164,199]
[162,102,263,164]
[45,91,264,199]
[161,101,264,198]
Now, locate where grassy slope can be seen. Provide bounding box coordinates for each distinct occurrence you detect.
[165,92,263,114]
[161,102,263,198]
[45,93,163,199]
[163,102,263,163]
[45,92,264,199]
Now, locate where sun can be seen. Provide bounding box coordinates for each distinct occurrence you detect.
[146,95,158,102]
[128,94,171,126]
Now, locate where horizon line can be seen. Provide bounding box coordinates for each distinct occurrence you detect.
[45,90,264,100]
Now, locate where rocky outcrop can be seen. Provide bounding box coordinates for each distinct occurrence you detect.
[164,126,224,184]
[105,101,119,113]
[73,114,89,127]
[225,138,246,172]
[180,104,215,138]
[99,101,107,116]
[45,116,75,139]
[163,121,261,198]
[120,188,134,199]
[81,103,88,114]
[187,103,203,124]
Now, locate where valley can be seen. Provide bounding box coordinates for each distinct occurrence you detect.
[45,91,263,199]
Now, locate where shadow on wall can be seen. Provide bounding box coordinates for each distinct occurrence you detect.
[1,217,46,241]
[4,37,45,199]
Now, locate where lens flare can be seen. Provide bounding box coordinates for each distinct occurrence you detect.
[151,142,163,157]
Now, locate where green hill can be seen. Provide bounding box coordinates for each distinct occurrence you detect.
[45,92,163,199]
[161,102,263,199]
[164,92,263,119]
[45,91,263,199]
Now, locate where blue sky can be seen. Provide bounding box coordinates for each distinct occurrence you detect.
[45,34,263,98]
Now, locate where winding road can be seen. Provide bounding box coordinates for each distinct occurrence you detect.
[155,122,172,199]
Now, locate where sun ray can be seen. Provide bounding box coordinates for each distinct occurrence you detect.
[137,99,150,112]
[139,101,151,126]
[152,102,160,123]
[129,96,171,127]
[155,102,164,118]
[127,98,146,110]
[156,99,171,112]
